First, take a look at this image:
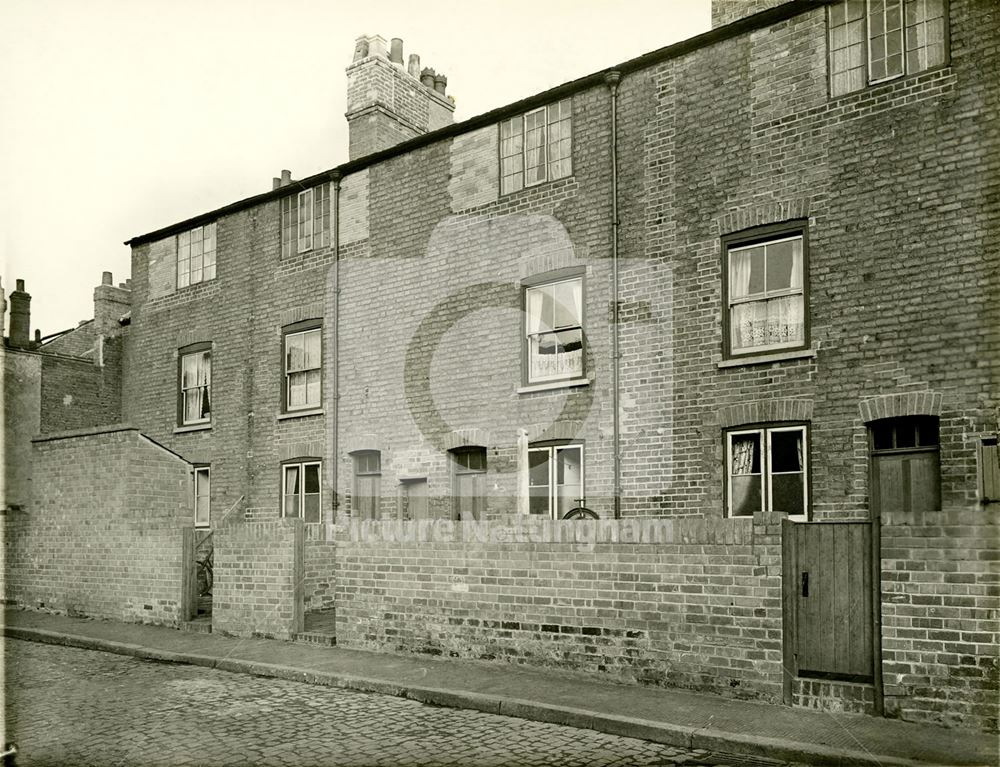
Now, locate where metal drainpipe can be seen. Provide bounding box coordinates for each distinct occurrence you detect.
[606,70,622,520]
[329,171,342,537]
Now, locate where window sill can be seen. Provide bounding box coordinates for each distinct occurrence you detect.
[718,348,817,369]
[277,408,325,422]
[517,377,591,395]
[174,422,212,434]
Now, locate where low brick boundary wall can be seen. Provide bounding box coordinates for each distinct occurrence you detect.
[334,513,786,702]
[213,519,303,639]
[881,508,999,732]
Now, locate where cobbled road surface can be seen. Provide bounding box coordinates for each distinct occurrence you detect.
[5,639,795,767]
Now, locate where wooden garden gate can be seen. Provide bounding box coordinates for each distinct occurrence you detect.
[782,519,882,711]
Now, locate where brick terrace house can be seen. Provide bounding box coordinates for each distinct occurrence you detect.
[6,0,998,732]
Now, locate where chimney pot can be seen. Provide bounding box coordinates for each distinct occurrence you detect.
[407,54,421,78]
[16,279,25,292]
[102,271,113,286]
[433,73,447,95]
[390,38,404,64]
[272,177,281,190]
[281,169,292,186]
[420,67,436,88]
[353,37,370,61]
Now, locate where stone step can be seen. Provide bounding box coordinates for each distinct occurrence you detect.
[292,631,336,646]
[180,619,212,634]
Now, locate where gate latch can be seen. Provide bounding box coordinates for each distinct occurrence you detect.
[801,571,809,597]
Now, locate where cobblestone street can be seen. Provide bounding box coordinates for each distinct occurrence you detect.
[5,639,795,767]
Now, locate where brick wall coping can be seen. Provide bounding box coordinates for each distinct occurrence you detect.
[31,422,139,444]
[125,0,829,248]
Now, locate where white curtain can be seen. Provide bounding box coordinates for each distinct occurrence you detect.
[731,436,758,475]
[731,296,804,350]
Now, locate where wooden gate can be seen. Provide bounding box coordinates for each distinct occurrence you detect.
[782,519,881,705]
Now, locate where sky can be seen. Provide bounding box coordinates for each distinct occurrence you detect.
[1,0,710,337]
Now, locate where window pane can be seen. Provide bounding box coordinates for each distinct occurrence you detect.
[305,369,321,406]
[304,464,320,494]
[552,279,582,328]
[872,422,894,451]
[731,434,761,475]
[772,473,805,515]
[730,294,805,351]
[556,446,582,518]
[917,417,939,447]
[765,239,802,292]
[284,494,300,518]
[284,466,300,495]
[895,420,917,448]
[729,246,765,298]
[731,475,762,516]
[770,430,803,473]
[304,493,320,523]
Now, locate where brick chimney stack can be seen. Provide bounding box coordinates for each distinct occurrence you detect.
[94,271,131,337]
[345,34,456,160]
[8,279,31,349]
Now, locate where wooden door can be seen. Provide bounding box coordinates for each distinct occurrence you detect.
[399,479,429,520]
[784,521,874,681]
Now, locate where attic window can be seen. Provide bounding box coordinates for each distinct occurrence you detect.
[500,99,572,195]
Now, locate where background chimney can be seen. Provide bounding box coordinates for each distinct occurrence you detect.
[9,279,31,349]
[94,271,132,338]
[280,169,292,186]
[345,34,455,161]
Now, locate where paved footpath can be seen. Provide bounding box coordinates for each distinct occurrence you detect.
[4,609,996,767]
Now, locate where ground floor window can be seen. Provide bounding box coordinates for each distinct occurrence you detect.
[452,446,487,521]
[282,460,321,523]
[727,424,808,519]
[194,466,210,528]
[352,451,381,521]
[528,443,583,519]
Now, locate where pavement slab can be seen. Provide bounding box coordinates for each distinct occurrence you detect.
[4,608,996,767]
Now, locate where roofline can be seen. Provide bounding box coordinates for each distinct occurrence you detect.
[125,0,830,247]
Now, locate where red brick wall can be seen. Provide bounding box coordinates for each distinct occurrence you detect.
[2,348,41,509]
[3,426,191,625]
[334,514,786,702]
[213,519,303,639]
[881,509,999,732]
[40,337,122,433]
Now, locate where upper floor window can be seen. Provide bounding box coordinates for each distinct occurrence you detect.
[178,344,211,426]
[723,224,808,359]
[528,443,583,519]
[500,99,572,195]
[282,459,322,523]
[828,0,948,97]
[283,322,321,412]
[452,446,487,521]
[177,223,217,288]
[352,450,381,521]
[870,416,940,512]
[194,466,211,528]
[727,424,809,520]
[524,276,584,385]
[281,184,331,258]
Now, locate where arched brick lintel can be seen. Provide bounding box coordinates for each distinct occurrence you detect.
[442,428,492,451]
[859,392,943,424]
[718,398,813,429]
[525,420,584,442]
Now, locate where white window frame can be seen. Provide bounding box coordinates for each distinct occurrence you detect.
[726,425,808,521]
[284,326,322,412]
[725,233,806,358]
[282,460,322,523]
[179,347,211,426]
[524,276,585,385]
[194,467,211,528]
[177,223,217,289]
[352,451,382,521]
[297,189,314,253]
[527,444,584,520]
[828,0,948,96]
[500,98,572,195]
